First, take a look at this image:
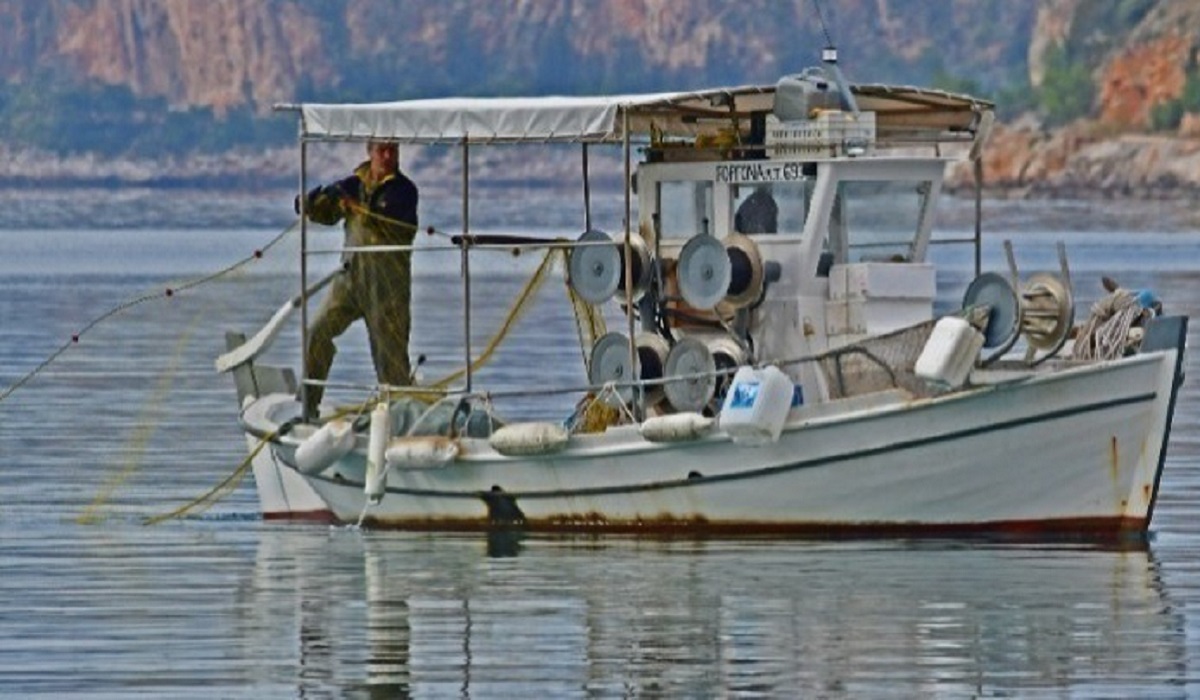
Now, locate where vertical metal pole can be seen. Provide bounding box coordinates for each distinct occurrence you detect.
[299,137,311,421]
[622,108,641,420]
[462,138,473,393]
[974,157,983,278]
[582,143,592,231]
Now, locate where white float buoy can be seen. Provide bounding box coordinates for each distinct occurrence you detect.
[364,402,391,504]
[294,419,356,475]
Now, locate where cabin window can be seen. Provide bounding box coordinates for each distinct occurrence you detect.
[833,180,930,263]
[732,182,808,235]
[658,181,713,239]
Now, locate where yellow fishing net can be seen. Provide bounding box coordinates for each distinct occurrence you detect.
[0,209,610,525]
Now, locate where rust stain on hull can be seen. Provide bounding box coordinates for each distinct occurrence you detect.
[263,509,336,524]
[1110,435,1120,481]
[338,512,1149,542]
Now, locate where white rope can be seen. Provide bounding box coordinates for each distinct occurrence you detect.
[1072,290,1144,361]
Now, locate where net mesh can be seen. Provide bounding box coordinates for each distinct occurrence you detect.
[814,320,939,399]
[0,215,607,524]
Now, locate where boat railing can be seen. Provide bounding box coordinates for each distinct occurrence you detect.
[293,213,949,421]
[307,318,933,431]
[302,234,619,257]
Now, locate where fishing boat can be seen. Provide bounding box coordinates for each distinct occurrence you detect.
[221,50,1188,536]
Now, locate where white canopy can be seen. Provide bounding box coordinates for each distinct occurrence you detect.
[300,87,767,144]
[295,83,992,145]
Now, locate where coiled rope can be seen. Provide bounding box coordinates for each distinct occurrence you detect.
[1071,289,1146,362]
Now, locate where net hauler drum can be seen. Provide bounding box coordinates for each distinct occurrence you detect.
[589,331,672,408]
[568,229,652,304]
[676,235,731,310]
[589,331,638,406]
[676,233,765,313]
[635,332,671,408]
[706,334,749,400]
[663,336,717,413]
[721,234,765,309]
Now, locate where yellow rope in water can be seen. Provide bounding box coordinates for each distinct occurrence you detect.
[115,204,607,522]
[142,431,274,525]
[77,314,199,525]
[47,222,296,524]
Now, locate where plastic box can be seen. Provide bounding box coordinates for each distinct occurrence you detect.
[915,316,985,388]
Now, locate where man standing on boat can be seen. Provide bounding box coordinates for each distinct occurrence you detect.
[296,140,419,419]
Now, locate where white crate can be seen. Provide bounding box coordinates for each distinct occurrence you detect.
[828,263,936,301]
[766,111,876,157]
[825,298,934,337]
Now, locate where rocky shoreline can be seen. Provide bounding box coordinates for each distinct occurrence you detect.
[945,118,1200,200]
[3,126,1200,201]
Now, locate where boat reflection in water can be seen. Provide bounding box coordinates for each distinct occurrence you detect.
[247,528,1185,696]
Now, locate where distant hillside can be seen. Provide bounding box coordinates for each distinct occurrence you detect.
[0,0,1038,158]
[0,0,1198,197]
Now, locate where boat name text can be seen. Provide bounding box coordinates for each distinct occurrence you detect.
[715,162,806,184]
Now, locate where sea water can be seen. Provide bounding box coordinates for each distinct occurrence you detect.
[1,189,1199,697]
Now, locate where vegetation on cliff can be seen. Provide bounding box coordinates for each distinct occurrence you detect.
[0,0,1197,195]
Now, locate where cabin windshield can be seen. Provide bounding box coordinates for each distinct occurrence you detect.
[731,182,809,236]
[656,177,813,240]
[831,180,932,263]
[658,181,713,239]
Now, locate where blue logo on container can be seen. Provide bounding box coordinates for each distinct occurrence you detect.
[729,382,761,409]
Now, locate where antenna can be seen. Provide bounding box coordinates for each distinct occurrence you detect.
[810,0,860,116]
[820,49,860,117]
[810,0,834,47]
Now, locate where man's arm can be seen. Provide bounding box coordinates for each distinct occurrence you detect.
[295,176,362,225]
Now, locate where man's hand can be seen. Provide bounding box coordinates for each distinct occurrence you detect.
[293,177,360,216]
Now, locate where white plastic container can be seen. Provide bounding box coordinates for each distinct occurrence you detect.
[915,316,985,389]
[718,365,794,446]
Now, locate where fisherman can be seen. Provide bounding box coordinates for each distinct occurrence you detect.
[734,185,778,234]
[295,140,419,418]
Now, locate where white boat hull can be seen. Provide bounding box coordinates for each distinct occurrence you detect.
[248,432,333,522]
[242,328,1185,536]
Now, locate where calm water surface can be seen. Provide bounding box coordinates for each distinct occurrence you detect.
[1,193,1199,697]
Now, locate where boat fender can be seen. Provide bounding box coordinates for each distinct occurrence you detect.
[364,403,391,504]
[385,436,460,470]
[294,418,356,475]
[489,422,570,457]
[639,412,714,443]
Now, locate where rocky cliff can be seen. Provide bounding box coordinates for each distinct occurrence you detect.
[0,0,1035,110]
[970,0,1200,197]
[0,0,1198,197]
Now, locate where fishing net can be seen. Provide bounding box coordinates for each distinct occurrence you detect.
[813,319,939,399]
[0,202,612,525]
